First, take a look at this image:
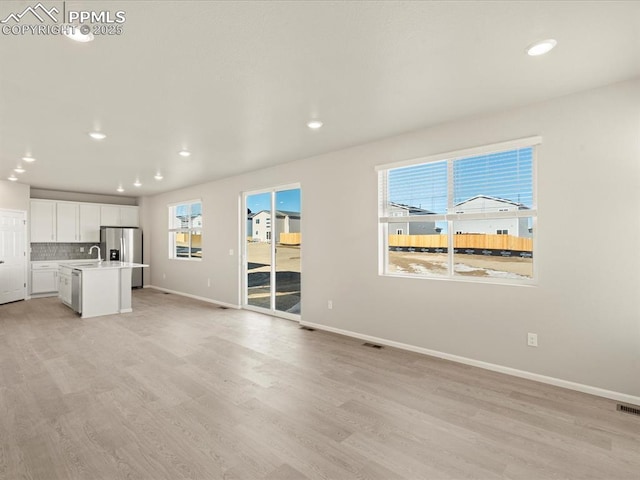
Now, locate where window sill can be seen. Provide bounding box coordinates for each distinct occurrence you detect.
[380,271,537,287]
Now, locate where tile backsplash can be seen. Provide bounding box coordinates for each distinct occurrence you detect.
[31,243,102,261]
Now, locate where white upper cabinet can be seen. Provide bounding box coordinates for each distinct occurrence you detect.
[31,201,138,243]
[100,205,120,227]
[56,202,79,242]
[30,200,56,242]
[79,204,101,242]
[57,202,103,243]
[120,206,139,227]
[100,205,139,227]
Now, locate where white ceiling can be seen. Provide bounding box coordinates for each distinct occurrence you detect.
[1,1,639,197]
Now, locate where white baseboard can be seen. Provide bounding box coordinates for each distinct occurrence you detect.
[300,320,640,406]
[29,292,57,299]
[145,285,240,310]
[243,303,301,322]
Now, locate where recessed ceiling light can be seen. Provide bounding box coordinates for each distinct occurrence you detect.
[14,166,25,173]
[133,180,142,187]
[526,39,557,56]
[8,175,18,182]
[89,131,107,140]
[307,120,323,129]
[117,186,124,193]
[65,27,94,43]
[154,173,163,181]
[178,150,191,157]
[22,156,35,163]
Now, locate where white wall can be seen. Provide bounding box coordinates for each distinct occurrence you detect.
[138,196,152,286]
[143,79,640,399]
[0,180,30,212]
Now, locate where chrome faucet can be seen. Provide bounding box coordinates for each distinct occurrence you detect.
[89,245,102,263]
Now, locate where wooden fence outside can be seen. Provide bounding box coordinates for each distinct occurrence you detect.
[280,232,301,245]
[389,234,532,252]
[389,234,447,248]
[176,232,202,248]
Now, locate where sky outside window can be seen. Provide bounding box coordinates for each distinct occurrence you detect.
[247,189,300,213]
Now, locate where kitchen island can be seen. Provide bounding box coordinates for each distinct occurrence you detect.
[59,261,148,319]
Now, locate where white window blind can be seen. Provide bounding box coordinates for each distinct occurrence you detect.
[453,148,533,213]
[388,161,448,215]
[378,137,539,284]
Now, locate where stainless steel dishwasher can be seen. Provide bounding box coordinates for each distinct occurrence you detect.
[71,269,82,313]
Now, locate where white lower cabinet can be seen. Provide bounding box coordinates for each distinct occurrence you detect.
[58,268,72,306]
[31,263,59,295]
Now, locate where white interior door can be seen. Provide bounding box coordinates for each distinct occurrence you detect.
[0,210,27,305]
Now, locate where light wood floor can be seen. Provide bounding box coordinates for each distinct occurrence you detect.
[1,290,639,479]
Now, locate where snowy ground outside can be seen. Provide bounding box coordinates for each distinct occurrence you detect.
[388,251,532,279]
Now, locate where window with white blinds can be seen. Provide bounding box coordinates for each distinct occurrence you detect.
[377,137,539,284]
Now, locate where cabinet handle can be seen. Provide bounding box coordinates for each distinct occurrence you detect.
[0,260,4,264]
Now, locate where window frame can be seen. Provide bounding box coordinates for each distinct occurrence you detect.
[168,199,203,261]
[377,137,540,285]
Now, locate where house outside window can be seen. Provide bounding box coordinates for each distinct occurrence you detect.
[168,200,202,259]
[377,137,539,284]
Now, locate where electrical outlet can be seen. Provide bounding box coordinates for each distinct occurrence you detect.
[527,332,538,347]
[229,249,234,256]
[79,247,84,253]
[163,273,166,280]
[328,300,333,310]
[207,278,211,287]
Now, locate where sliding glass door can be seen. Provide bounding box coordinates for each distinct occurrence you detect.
[246,192,272,310]
[274,188,301,314]
[244,186,301,319]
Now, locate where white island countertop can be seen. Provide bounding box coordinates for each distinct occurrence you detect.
[58,261,149,318]
[60,261,148,271]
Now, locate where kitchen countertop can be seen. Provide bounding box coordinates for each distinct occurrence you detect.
[57,261,149,319]
[58,261,149,271]
[31,259,102,265]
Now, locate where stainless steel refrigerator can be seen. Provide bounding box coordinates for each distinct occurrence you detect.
[100,227,143,287]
